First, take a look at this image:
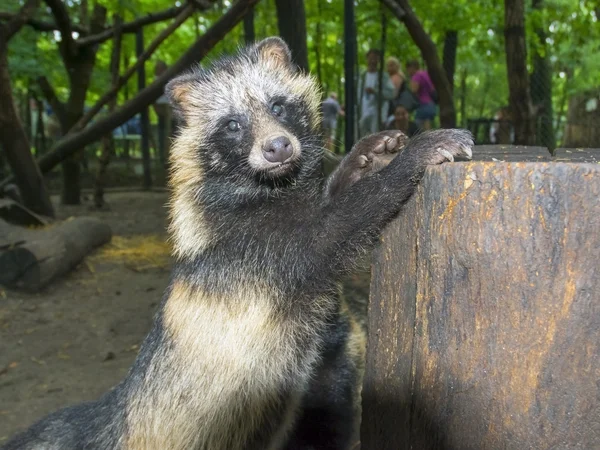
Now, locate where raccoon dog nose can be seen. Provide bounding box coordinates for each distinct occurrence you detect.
[263,136,293,163]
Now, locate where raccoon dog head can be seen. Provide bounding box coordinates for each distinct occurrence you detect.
[166,37,323,187]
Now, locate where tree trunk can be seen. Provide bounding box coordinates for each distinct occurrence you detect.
[0,41,54,218]
[504,0,536,145]
[34,95,46,155]
[459,68,467,127]
[530,0,555,150]
[24,91,32,147]
[0,142,6,179]
[60,157,80,204]
[344,0,357,152]
[385,0,456,128]
[61,6,106,205]
[94,15,122,209]
[314,0,324,87]
[377,10,387,130]
[362,157,600,449]
[442,30,457,95]
[274,0,309,72]
[136,28,152,190]
[243,6,254,44]
[94,134,113,208]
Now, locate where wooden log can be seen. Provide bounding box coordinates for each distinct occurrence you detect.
[0,217,112,291]
[362,151,600,449]
[471,144,552,162]
[553,147,600,163]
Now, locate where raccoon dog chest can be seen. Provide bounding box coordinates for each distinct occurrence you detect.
[1,36,474,450]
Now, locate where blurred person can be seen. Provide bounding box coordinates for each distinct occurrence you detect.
[357,48,395,137]
[386,104,419,137]
[321,92,344,152]
[386,57,405,98]
[489,105,514,144]
[406,59,437,130]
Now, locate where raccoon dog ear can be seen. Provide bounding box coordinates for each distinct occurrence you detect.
[165,73,196,123]
[255,37,294,71]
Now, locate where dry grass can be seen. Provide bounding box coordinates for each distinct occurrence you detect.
[90,234,172,271]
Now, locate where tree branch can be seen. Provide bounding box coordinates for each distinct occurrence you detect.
[0,13,89,34]
[44,0,75,58]
[4,0,40,40]
[73,3,195,132]
[380,0,406,19]
[109,15,123,97]
[76,1,213,48]
[0,0,261,188]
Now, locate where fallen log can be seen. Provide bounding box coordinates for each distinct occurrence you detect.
[0,216,112,291]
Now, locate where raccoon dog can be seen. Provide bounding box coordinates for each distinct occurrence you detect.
[1,37,473,450]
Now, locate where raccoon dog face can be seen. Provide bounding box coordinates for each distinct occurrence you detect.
[166,38,323,185]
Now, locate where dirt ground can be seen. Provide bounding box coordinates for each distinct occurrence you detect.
[0,190,370,443]
[0,191,173,442]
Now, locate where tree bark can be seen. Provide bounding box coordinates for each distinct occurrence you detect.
[0,1,54,218]
[274,0,309,72]
[362,158,599,449]
[382,0,456,128]
[32,95,47,155]
[442,30,457,95]
[314,0,324,87]
[344,0,357,152]
[504,0,536,145]
[0,0,260,191]
[94,15,122,209]
[0,50,54,218]
[459,68,467,127]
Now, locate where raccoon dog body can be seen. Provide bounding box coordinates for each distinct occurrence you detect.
[1,38,473,450]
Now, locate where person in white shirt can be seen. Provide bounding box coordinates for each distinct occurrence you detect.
[357,49,395,138]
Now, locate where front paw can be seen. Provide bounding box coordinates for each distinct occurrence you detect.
[324,131,409,201]
[407,129,474,166]
[336,131,408,186]
[351,130,408,175]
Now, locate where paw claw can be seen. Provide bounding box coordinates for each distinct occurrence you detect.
[357,155,369,167]
[462,145,473,159]
[437,148,455,162]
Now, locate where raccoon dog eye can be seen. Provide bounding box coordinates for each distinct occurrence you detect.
[227,120,240,132]
[271,103,284,116]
